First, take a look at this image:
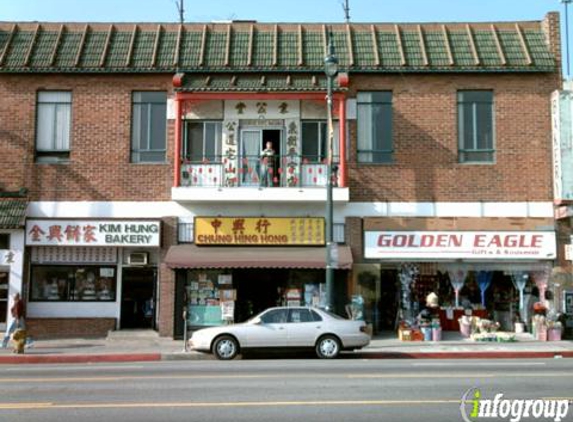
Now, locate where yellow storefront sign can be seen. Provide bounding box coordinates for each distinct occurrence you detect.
[194,217,325,246]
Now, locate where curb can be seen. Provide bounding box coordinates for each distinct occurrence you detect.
[0,353,162,365]
[353,351,573,360]
[0,350,572,364]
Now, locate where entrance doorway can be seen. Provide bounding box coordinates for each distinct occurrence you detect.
[121,267,156,330]
[0,271,7,325]
[239,128,283,186]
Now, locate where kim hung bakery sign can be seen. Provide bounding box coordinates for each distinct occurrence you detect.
[25,220,161,247]
[364,231,556,260]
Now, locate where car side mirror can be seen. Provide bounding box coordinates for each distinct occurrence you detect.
[251,317,262,325]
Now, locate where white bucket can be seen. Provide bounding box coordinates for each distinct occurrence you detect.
[514,322,524,334]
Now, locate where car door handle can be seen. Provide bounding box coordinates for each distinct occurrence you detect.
[316,326,322,329]
[278,327,285,330]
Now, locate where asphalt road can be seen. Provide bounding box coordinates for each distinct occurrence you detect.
[0,358,571,422]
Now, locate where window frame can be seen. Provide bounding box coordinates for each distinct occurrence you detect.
[130,91,168,164]
[301,120,340,163]
[457,90,495,164]
[356,91,394,164]
[259,308,288,324]
[184,120,223,163]
[29,264,117,303]
[288,308,315,323]
[35,90,73,163]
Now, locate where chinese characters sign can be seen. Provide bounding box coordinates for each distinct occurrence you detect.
[224,100,300,119]
[364,231,556,260]
[195,217,324,246]
[25,220,161,247]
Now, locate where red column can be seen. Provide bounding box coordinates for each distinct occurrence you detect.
[338,96,347,188]
[173,95,182,188]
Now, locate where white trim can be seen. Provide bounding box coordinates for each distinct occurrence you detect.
[172,187,350,203]
[27,302,118,318]
[28,201,554,219]
[2,231,24,329]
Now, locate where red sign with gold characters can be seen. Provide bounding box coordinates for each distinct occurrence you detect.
[194,217,325,246]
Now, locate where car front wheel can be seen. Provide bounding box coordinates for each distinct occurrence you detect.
[316,335,340,359]
[213,335,239,360]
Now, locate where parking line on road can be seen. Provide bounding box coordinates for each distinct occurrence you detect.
[0,399,461,411]
[411,362,547,367]
[2,372,572,384]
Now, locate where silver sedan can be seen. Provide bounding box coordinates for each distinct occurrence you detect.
[188,306,371,360]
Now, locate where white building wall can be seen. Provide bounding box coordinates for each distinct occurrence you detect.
[28,201,555,221]
[0,230,25,330]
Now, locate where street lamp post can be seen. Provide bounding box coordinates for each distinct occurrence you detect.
[324,34,339,311]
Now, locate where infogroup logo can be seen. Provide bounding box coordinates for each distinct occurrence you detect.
[460,388,570,422]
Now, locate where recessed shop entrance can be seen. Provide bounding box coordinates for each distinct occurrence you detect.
[0,271,8,326]
[121,267,156,330]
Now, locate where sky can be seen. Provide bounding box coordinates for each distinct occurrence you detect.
[0,0,565,24]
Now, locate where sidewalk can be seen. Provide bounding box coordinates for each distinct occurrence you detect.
[0,331,572,364]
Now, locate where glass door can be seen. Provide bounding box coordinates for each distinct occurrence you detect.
[0,271,8,325]
[240,129,262,186]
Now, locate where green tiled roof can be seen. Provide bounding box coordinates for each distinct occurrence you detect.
[176,73,345,92]
[0,21,557,73]
[0,199,27,229]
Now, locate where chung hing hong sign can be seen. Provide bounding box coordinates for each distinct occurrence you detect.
[194,217,325,246]
[364,231,556,260]
[25,220,161,247]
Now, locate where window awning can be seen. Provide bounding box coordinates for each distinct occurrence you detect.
[0,198,27,229]
[164,244,353,270]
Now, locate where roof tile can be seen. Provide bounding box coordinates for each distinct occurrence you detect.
[0,21,557,73]
[0,199,27,229]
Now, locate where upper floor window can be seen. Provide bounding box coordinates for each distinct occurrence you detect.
[458,90,494,163]
[357,92,393,163]
[301,121,339,163]
[131,92,167,163]
[35,91,72,163]
[185,121,222,163]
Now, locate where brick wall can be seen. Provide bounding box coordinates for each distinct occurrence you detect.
[0,71,559,204]
[345,217,363,263]
[27,318,116,339]
[157,216,177,337]
[346,72,559,203]
[0,73,174,201]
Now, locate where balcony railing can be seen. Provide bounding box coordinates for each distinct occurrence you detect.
[180,154,340,188]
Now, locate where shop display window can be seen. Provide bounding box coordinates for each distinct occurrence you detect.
[185,270,232,327]
[30,265,116,302]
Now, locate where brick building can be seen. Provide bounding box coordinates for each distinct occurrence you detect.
[0,13,564,339]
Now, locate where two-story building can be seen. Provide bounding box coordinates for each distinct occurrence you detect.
[0,13,562,338]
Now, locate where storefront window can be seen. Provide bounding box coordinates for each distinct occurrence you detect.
[185,270,229,327]
[183,269,331,327]
[30,265,116,302]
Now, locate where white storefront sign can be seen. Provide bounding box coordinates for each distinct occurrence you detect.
[364,231,556,260]
[25,220,161,247]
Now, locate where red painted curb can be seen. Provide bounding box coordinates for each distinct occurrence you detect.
[0,353,162,365]
[355,351,573,359]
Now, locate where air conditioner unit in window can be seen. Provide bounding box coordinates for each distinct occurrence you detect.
[127,252,148,266]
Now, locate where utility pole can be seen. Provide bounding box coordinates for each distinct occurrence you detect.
[175,0,185,24]
[341,0,350,23]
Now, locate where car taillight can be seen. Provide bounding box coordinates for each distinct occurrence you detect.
[360,325,368,333]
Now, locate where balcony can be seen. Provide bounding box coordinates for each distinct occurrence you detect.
[171,154,349,203]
